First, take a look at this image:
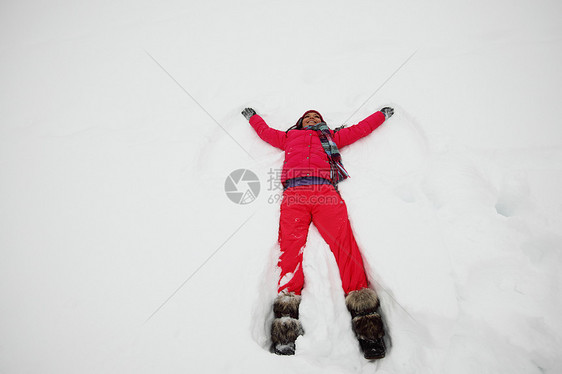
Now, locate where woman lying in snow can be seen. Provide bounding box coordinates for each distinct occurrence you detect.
[242,107,394,360]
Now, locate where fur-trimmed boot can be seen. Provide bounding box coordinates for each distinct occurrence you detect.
[345,288,386,359]
[270,292,304,356]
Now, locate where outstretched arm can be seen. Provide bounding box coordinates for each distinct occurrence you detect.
[242,108,286,150]
[333,107,394,148]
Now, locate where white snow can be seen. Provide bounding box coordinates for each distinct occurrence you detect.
[1,0,562,373]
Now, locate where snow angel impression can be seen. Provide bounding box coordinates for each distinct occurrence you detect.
[242,106,394,359]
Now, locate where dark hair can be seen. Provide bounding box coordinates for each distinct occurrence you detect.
[287,110,324,133]
[286,120,304,133]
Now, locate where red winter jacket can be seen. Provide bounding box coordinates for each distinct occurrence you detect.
[249,111,386,184]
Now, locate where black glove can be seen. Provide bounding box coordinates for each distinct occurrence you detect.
[241,108,257,121]
[380,107,394,120]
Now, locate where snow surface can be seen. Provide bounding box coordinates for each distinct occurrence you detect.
[1,0,562,373]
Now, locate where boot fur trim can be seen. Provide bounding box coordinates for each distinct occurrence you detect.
[345,288,379,317]
[352,313,385,340]
[271,317,304,345]
[273,292,302,319]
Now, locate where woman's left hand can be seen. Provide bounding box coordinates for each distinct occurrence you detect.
[380,107,394,119]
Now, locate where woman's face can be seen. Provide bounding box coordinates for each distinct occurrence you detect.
[302,112,322,127]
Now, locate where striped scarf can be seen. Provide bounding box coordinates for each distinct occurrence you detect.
[309,122,350,185]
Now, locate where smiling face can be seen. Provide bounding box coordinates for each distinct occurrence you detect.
[302,111,322,127]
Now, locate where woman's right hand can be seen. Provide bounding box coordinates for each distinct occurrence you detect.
[242,108,257,121]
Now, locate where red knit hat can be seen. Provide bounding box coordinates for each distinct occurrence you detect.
[296,110,324,127]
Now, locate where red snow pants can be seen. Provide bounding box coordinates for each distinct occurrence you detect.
[277,184,369,296]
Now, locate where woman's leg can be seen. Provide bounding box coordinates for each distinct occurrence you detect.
[311,185,386,359]
[271,189,312,355]
[277,190,313,295]
[311,186,369,295]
